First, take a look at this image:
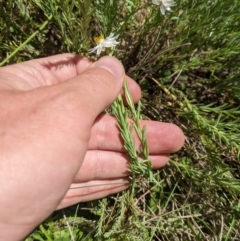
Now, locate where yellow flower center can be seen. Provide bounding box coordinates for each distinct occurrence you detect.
[94,34,104,44]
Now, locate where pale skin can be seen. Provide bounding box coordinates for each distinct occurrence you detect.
[0,54,184,240]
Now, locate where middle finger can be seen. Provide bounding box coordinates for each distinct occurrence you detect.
[73,150,170,182]
[89,115,184,154]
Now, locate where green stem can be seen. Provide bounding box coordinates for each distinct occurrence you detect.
[39,224,52,241]
[0,15,52,67]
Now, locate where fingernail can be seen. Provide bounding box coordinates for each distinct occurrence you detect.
[92,56,124,80]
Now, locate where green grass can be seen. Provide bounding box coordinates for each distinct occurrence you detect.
[1,0,240,240]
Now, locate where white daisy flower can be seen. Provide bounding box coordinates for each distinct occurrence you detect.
[152,0,176,15]
[89,33,119,56]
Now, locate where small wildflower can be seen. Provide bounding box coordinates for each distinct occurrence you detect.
[89,33,119,56]
[152,0,176,15]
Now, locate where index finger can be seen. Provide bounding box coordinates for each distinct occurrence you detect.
[23,54,141,102]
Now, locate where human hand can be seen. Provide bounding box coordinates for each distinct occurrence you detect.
[0,54,184,240]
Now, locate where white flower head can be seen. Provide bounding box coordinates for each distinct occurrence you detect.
[89,33,119,56]
[152,0,176,15]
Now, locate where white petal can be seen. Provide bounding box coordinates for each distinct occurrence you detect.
[162,0,176,7]
[160,5,166,15]
[89,45,99,53]
[96,46,103,56]
[103,39,119,46]
[107,33,115,38]
[89,44,103,56]
[103,34,119,47]
[105,36,118,42]
[152,0,160,5]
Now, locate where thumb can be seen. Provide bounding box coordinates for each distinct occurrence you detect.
[70,56,125,120]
